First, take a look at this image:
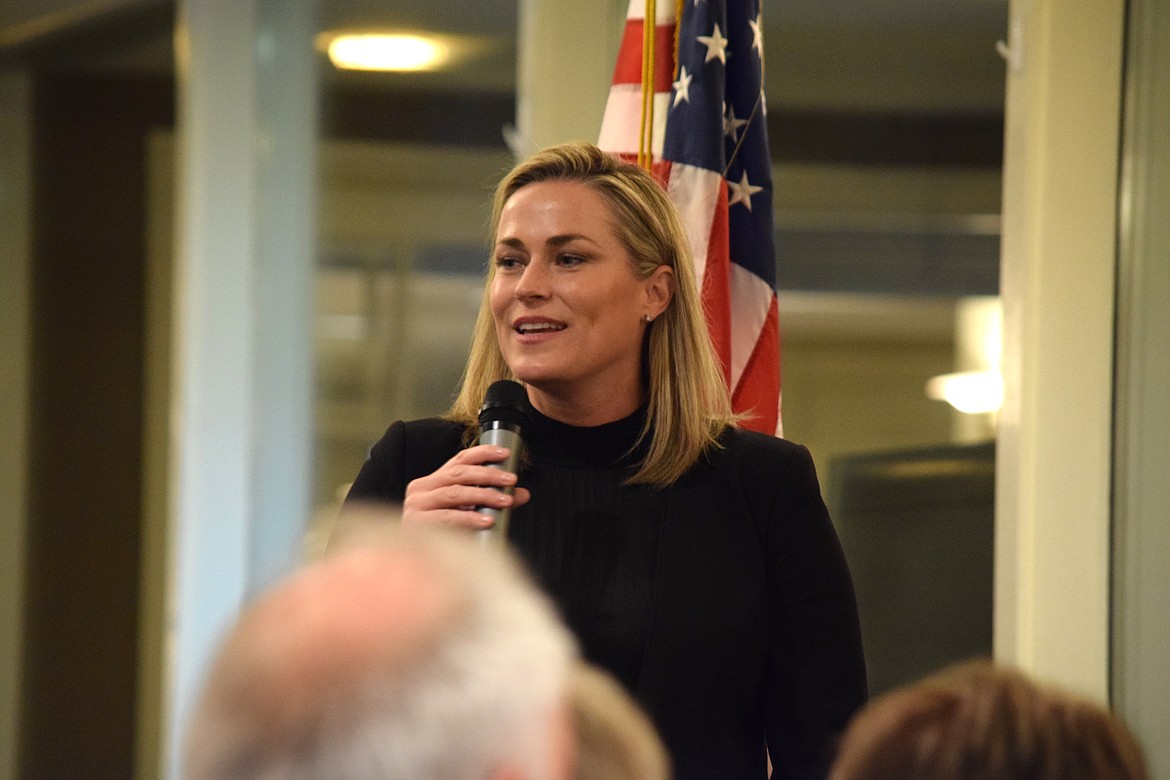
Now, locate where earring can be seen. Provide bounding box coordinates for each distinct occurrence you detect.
[642,314,654,323]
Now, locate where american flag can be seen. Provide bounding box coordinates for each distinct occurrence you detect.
[599,0,781,435]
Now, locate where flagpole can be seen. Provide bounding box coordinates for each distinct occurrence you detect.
[639,0,657,169]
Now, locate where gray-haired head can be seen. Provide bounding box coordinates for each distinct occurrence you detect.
[185,519,578,780]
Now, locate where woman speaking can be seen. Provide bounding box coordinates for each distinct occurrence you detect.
[343,143,867,779]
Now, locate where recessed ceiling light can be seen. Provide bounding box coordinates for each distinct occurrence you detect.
[324,33,449,72]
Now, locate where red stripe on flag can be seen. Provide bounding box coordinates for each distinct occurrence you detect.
[648,159,673,188]
[611,152,673,186]
[699,181,732,386]
[730,295,780,433]
[611,19,678,92]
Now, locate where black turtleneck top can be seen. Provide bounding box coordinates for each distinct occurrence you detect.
[345,406,867,780]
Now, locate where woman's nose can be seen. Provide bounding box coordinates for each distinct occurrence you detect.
[514,259,549,299]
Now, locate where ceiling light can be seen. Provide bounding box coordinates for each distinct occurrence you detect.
[325,33,448,72]
[925,370,1003,415]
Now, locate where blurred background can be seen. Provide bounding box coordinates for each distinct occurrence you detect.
[0,0,1025,776]
[1,0,1009,484]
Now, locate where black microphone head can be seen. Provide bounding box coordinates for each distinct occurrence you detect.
[478,380,530,428]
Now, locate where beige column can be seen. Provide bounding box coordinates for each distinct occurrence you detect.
[515,0,630,155]
[0,71,31,780]
[995,0,1124,699]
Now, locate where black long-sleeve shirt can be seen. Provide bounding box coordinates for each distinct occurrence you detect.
[345,406,867,779]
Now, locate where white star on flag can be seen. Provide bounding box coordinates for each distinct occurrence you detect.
[723,103,748,142]
[727,170,763,212]
[749,15,763,57]
[696,23,729,64]
[673,66,694,107]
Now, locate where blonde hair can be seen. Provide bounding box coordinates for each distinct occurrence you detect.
[570,663,670,780]
[829,660,1148,780]
[447,142,735,486]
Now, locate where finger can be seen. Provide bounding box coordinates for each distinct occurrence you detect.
[401,507,498,531]
[511,487,532,508]
[407,484,521,513]
[452,463,520,490]
[407,464,518,499]
[451,444,515,467]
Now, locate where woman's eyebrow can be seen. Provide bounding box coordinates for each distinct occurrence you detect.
[546,233,599,248]
[496,233,601,249]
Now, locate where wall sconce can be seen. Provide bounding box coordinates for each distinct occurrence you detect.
[925,370,1003,414]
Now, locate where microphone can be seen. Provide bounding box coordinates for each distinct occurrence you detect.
[475,380,529,544]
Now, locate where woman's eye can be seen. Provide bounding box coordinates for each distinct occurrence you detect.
[557,254,585,267]
[495,255,522,269]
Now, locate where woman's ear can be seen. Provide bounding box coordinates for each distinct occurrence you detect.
[644,264,675,319]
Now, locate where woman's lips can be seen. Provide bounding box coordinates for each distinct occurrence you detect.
[512,317,567,339]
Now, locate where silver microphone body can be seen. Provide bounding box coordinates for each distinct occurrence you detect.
[475,422,524,545]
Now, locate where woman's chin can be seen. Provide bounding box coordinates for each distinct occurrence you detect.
[512,376,555,394]
[507,366,560,387]
[508,371,573,397]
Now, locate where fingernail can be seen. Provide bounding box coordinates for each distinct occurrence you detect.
[501,472,517,484]
[479,514,495,526]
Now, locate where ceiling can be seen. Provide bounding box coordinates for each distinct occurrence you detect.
[1,0,1009,113]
